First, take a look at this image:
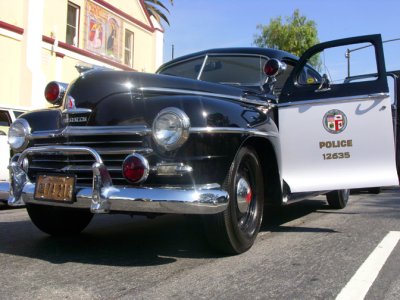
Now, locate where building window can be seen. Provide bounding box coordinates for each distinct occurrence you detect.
[124,30,134,67]
[66,2,80,46]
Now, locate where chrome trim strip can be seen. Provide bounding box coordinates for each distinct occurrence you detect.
[27,125,276,141]
[63,126,151,136]
[28,125,151,140]
[48,141,142,145]
[97,148,153,155]
[62,108,92,114]
[152,163,193,176]
[140,87,271,106]
[277,93,390,108]
[18,146,104,164]
[140,87,244,101]
[59,165,121,172]
[189,127,278,138]
[27,147,153,156]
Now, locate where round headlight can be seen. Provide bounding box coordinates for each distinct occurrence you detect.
[152,107,190,151]
[8,119,30,151]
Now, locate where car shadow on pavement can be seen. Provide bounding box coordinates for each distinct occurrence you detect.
[0,213,222,267]
[260,199,339,233]
[0,199,348,266]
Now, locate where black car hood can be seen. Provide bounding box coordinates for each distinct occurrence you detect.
[20,70,272,137]
[67,70,245,110]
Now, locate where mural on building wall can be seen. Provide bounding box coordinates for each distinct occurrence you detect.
[85,1,122,61]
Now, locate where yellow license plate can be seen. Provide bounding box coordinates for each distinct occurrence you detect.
[34,174,76,202]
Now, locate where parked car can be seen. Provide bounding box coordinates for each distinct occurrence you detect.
[1,34,398,253]
[0,106,26,204]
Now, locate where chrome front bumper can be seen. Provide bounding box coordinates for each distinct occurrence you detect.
[4,146,229,214]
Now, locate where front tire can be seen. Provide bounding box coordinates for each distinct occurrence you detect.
[326,189,349,209]
[26,204,93,236]
[203,146,264,254]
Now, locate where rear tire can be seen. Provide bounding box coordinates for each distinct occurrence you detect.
[326,189,349,209]
[26,204,93,236]
[203,146,264,254]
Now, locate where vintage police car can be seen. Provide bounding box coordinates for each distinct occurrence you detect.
[1,34,398,254]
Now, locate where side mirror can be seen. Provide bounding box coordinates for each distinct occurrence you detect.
[316,73,331,92]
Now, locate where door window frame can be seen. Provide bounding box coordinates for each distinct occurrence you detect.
[280,34,388,103]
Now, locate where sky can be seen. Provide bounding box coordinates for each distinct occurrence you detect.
[161,0,400,72]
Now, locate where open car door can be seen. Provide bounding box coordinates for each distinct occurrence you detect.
[279,34,399,193]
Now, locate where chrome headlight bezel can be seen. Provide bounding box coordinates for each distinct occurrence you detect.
[8,118,30,151]
[152,107,190,151]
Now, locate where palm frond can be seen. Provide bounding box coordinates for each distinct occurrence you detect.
[145,0,170,13]
[143,0,173,26]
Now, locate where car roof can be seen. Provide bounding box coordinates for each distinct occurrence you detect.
[158,47,300,72]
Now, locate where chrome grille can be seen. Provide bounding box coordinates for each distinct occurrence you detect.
[27,133,150,185]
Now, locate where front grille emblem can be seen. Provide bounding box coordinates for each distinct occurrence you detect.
[63,96,90,124]
[67,116,88,123]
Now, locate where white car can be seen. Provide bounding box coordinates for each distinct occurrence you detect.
[0,107,26,182]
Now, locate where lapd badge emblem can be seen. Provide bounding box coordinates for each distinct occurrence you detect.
[323,109,347,134]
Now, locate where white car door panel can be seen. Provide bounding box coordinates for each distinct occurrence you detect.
[279,94,397,192]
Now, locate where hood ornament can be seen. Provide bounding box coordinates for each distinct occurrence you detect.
[67,96,76,109]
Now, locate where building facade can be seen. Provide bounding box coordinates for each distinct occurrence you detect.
[0,0,164,108]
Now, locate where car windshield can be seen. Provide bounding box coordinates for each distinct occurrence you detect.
[199,56,267,87]
[160,55,269,89]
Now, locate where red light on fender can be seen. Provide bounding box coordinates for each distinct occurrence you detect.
[45,82,59,102]
[122,154,149,183]
[264,58,286,77]
[264,59,280,76]
[44,81,67,106]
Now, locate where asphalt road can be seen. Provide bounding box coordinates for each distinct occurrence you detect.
[0,189,399,299]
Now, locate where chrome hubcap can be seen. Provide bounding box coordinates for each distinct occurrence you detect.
[236,177,252,214]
